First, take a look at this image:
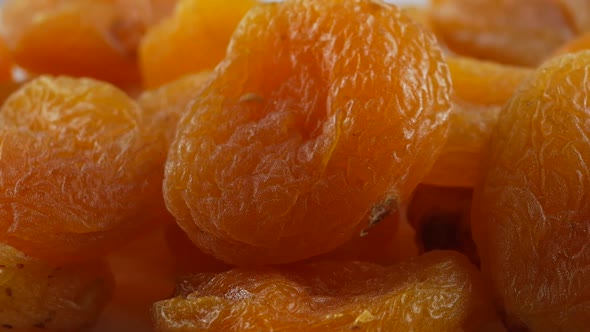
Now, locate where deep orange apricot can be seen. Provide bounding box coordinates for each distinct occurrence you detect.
[0,76,166,262]
[0,244,113,331]
[153,251,502,331]
[430,0,574,66]
[139,0,257,88]
[164,0,452,266]
[424,56,532,187]
[472,51,590,330]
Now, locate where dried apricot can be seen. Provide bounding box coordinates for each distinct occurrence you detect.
[0,244,113,332]
[164,0,451,266]
[408,184,478,264]
[424,56,532,187]
[138,71,212,146]
[0,76,166,262]
[139,0,257,88]
[472,51,590,330]
[0,0,162,85]
[430,0,574,66]
[153,251,502,331]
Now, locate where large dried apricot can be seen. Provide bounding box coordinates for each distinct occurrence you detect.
[472,51,590,330]
[0,37,12,82]
[164,0,452,266]
[424,56,532,187]
[0,244,113,332]
[139,0,257,88]
[430,0,574,66]
[153,251,502,331]
[0,76,166,262]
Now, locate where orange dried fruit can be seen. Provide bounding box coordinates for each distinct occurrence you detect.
[138,71,212,146]
[430,0,574,66]
[139,0,258,88]
[472,51,590,330]
[0,244,113,331]
[408,184,478,264]
[424,56,532,187]
[164,0,452,266]
[0,76,166,263]
[0,0,169,85]
[153,251,502,331]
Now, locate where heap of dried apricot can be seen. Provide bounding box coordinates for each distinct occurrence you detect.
[164,0,452,266]
[4,0,590,331]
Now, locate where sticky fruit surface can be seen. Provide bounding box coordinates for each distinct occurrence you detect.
[164,0,451,266]
[0,76,166,262]
[472,51,590,330]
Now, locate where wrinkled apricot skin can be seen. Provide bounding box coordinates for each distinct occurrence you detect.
[138,71,212,146]
[164,0,452,266]
[472,52,590,330]
[0,0,168,85]
[139,0,257,88]
[424,57,532,187]
[430,0,574,66]
[153,251,502,332]
[0,76,166,262]
[0,244,113,332]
